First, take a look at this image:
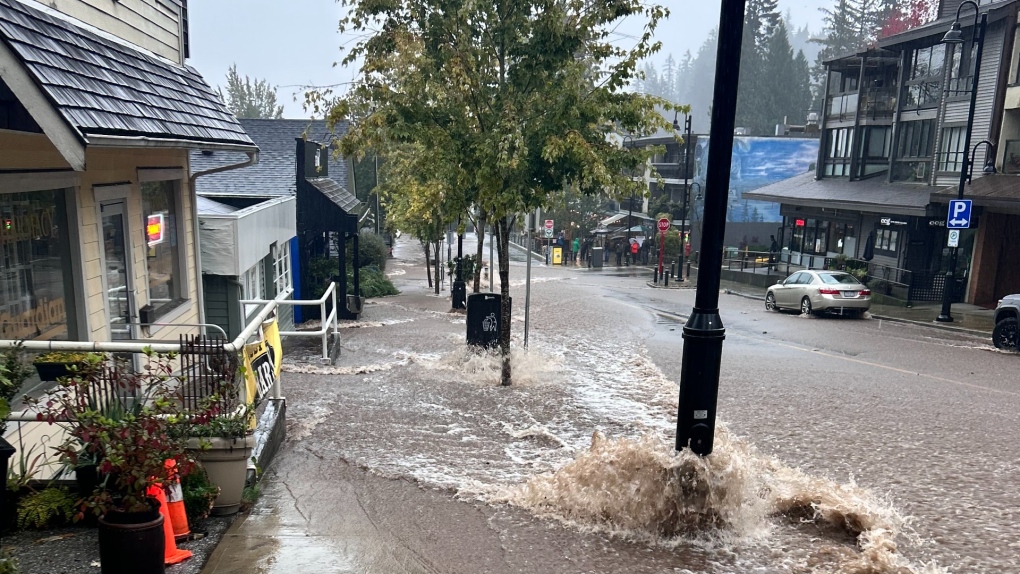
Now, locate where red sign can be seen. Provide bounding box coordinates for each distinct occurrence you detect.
[657,217,671,232]
[544,219,554,230]
[795,218,806,227]
[146,213,165,246]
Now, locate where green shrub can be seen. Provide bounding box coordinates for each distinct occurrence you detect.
[240,484,261,512]
[182,465,219,526]
[349,266,399,299]
[17,488,77,529]
[354,233,388,272]
[0,549,16,574]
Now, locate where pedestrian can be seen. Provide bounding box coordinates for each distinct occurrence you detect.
[572,237,580,265]
[769,234,780,270]
[615,241,624,266]
[630,239,639,265]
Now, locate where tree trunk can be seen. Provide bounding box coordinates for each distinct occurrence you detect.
[473,212,486,293]
[434,240,442,295]
[424,241,433,288]
[496,217,512,387]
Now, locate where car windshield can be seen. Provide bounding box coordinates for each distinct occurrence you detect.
[818,273,860,285]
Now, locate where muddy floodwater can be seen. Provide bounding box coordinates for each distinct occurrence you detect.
[235,236,1019,574]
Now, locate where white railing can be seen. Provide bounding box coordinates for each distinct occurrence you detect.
[242,282,338,362]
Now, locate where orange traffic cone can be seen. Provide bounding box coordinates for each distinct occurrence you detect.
[164,459,191,541]
[147,485,192,565]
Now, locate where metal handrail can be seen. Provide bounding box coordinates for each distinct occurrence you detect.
[242,283,338,362]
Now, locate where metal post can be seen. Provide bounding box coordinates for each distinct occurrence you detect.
[374,155,381,234]
[679,115,692,281]
[453,217,466,309]
[524,213,533,349]
[489,222,495,292]
[937,7,986,322]
[676,0,746,457]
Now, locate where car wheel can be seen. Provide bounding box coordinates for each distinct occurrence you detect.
[800,297,813,316]
[992,317,1019,351]
[765,292,778,311]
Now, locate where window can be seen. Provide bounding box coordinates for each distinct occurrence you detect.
[875,229,900,253]
[893,120,935,182]
[0,189,75,340]
[857,126,891,177]
[819,273,862,285]
[141,181,184,319]
[904,44,946,109]
[242,262,265,302]
[938,127,967,172]
[272,242,292,295]
[824,128,854,176]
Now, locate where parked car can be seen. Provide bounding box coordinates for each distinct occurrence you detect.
[765,270,871,317]
[992,294,1019,351]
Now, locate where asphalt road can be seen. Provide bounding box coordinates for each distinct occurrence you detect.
[202,235,1019,574]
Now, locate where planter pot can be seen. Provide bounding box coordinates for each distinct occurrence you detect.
[98,508,164,574]
[76,464,100,497]
[33,362,76,381]
[187,435,255,516]
[0,438,14,533]
[347,294,365,315]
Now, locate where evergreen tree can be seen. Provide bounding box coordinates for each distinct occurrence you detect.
[760,20,801,132]
[663,54,677,103]
[218,64,284,119]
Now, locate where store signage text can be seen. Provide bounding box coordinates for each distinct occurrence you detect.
[880,218,907,226]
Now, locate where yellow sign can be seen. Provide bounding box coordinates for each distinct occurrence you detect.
[552,247,562,265]
[242,317,283,407]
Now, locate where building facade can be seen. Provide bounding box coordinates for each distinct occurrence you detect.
[0,0,256,343]
[746,0,1020,306]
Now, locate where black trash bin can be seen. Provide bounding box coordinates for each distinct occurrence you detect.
[591,247,603,269]
[467,293,511,348]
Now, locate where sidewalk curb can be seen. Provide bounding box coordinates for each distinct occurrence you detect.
[722,288,991,337]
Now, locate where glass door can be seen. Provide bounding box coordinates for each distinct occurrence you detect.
[100,201,135,340]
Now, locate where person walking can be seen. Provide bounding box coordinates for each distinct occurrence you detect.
[769,234,780,271]
[630,239,639,266]
[615,241,624,266]
[572,237,580,265]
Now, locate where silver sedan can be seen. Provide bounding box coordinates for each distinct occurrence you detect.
[765,270,871,317]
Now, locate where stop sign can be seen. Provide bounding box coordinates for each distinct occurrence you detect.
[544,219,554,230]
[657,217,671,232]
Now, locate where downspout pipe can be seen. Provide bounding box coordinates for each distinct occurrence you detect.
[188,151,260,334]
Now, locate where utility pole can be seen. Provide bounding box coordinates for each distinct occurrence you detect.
[524,211,533,348]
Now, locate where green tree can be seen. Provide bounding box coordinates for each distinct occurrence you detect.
[324,0,679,386]
[218,64,284,119]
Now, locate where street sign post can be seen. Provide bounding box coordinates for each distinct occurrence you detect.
[947,229,960,247]
[657,218,670,279]
[544,219,554,239]
[947,200,973,229]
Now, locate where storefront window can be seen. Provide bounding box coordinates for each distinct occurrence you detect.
[0,190,75,340]
[141,181,184,319]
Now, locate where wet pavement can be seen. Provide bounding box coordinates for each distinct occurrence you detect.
[202,234,1020,574]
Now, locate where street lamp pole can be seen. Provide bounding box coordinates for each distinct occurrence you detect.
[673,113,693,281]
[937,1,986,323]
[676,0,746,457]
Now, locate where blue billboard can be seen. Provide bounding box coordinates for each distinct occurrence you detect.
[693,136,819,222]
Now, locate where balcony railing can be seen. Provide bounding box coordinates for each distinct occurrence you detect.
[827,93,859,121]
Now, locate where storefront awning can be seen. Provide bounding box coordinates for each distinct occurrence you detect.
[930,175,1020,211]
[742,172,930,216]
[0,0,256,170]
[599,212,654,226]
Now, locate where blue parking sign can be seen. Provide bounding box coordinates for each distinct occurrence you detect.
[947,200,972,229]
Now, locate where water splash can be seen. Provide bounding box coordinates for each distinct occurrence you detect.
[499,427,948,574]
[427,344,565,387]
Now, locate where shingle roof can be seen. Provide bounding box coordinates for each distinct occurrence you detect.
[931,174,1020,208]
[0,0,254,147]
[742,172,931,216]
[191,119,350,196]
[306,177,360,214]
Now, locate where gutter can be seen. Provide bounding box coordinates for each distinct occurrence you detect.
[89,135,259,154]
[189,150,261,333]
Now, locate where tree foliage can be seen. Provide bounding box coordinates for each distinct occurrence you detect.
[318,0,681,385]
[219,64,284,119]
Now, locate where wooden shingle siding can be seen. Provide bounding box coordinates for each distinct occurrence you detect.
[45,0,183,64]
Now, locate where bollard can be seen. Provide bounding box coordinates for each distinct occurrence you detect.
[664,271,669,287]
[687,261,692,278]
[653,269,658,284]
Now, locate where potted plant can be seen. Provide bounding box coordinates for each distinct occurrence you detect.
[181,358,255,516]
[32,351,193,574]
[31,351,92,381]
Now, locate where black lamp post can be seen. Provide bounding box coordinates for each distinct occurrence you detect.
[673,112,694,281]
[676,0,746,457]
[452,216,466,309]
[936,0,986,323]
[622,134,636,266]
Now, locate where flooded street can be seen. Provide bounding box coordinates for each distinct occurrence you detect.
[206,235,1020,574]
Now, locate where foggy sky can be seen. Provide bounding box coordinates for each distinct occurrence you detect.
[188,0,828,118]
